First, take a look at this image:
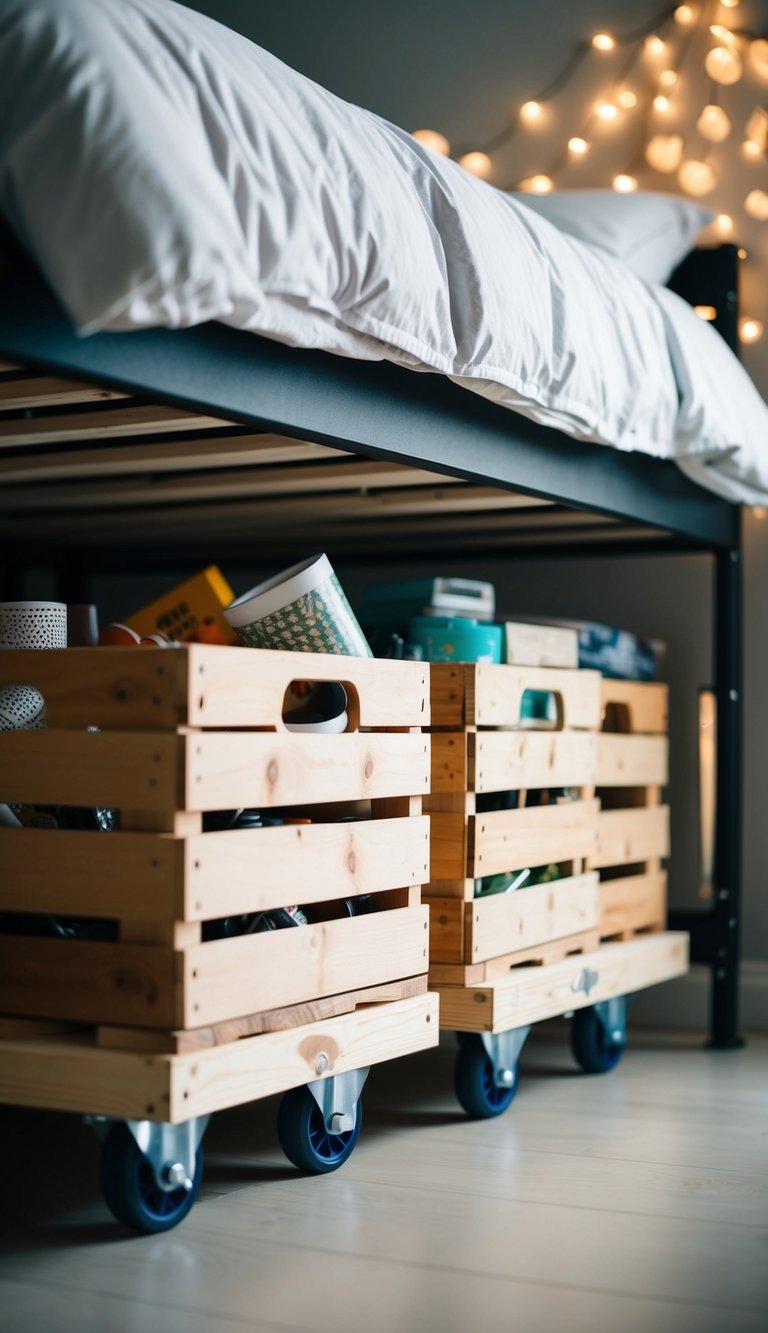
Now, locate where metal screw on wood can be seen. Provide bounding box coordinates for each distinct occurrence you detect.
[315,1053,329,1075]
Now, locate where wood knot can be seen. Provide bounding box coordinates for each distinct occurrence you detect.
[267,759,279,786]
[364,757,374,779]
[347,850,357,873]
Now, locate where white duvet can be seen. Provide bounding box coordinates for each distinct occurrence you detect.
[0,0,766,504]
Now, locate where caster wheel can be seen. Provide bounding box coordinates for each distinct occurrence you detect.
[277,1085,361,1173]
[454,1034,518,1118]
[99,1123,203,1233]
[571,1006,626,1073]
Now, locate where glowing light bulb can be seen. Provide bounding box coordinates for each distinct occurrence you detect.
[721,0,739,8]
[745,108,768,152]
[697,104,731,143]
[745,189,768,220]
[694,305,718,321]
[740,317,763,344]
[458,151,493,178]
[520,100,543,123]
[705,46,742,85]
[678,159,717,196]
[741,138,761,159]
[613,174,637,193]
[412,129,450,156]
[520,174,554,194]
[749,39,768,82]
[568,136,589,154]
[738,248,747,259]
[618,89,637,108]
[753,507,767,519]
[645,35,666,58]
[659,69,678,88]
[594,101,618,120]
[714,213,734,235]
[654,95,671,111]
[674,5,696,24]
[592,33,615,51]
[709,25,739,55]
[645,133,684,172]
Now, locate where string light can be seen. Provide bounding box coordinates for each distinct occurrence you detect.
[745,108,768,153]
[705,46,743,85]
[617,89,637,108]
[613,174,638,193]
[678,159,717,195]
[659,69,678,87]
[720,0,740,8]
[519,174,554,193]
[412,129,450,156]
[714,213,734,235]
[745,189,768,220]
[458,151,492,178]
[645,35,666,58]
[694,305,718,320]
[740,318,764,344]
[654,94,671,111]
[591,33,615,52]
[709,25,739,55]
[741,139,762,159]
[749,39,768,82]
[520,100,543,122]
[674,4,696,24]
[697,104,731,142]
[646,133,684,171]
[594,100,618,120]
[738,248,748,260]
[567,136,589,154]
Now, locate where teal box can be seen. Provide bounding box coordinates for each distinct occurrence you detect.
[408,616,503,664]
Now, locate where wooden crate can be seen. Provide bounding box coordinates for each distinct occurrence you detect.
[425,659,601,971]
[589,680,670,940]
[433,931,688,1033]
[0,646,431,1038]
[0,991,439,1123]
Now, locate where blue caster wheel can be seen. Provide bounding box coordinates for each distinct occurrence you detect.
[277,1085,361,1173]
[571,1006,626,1073]
[99,1123,203,1233]
[454,1034,518,1118]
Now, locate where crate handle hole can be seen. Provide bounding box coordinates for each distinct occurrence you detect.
[281,679,360,733]
[519,689,564,731]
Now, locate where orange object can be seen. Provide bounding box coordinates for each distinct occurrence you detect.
[191,617,231,645]
[98,623,142,646]
[127,566,237,644]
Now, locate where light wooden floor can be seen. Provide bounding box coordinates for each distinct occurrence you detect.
[0,1026,766,1333]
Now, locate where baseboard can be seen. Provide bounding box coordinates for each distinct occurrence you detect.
[631,957,768,1031]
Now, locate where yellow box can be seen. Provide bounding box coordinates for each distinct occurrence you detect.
[127,566,236,643]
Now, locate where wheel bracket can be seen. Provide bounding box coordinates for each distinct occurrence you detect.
[85,1115,209,1193]
[592,996,628,1048]
[307,1067,369,1133]
[480,1026,531,1088]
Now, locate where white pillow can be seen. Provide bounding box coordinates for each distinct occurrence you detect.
[511,191,712,284]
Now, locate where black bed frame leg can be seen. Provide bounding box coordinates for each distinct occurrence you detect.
[709,537,745,1048]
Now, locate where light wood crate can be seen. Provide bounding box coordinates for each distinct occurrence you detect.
[425,658,601,973]
[589,680,670,940]
[0,646,431,1038]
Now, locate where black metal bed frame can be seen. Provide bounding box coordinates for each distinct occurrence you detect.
[0,244,744,1047]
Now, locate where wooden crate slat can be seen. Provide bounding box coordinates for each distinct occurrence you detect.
[182,905,429,1028]
[0,403,234,448]
[429,928,601,985]
[0,729,181,810]
[0,992,439,1122]
[471,731,597,793]
[430,662,601,730]
[184,816,430,920]
[434,932,689,1033]
[600,680,669,734]
[0,375,130,411]
[0,828,182,919]
[596,734,668,787]
[0,905,429,1030]
[184,730,429,810]
[0,645,429,731]
[471,798,598,879]
[0,936,178,1028]
[426,873,599,965]
[0,816,429,921]
[588,805,670,870]
[599,870,667,939]
[97,974,429,1054]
